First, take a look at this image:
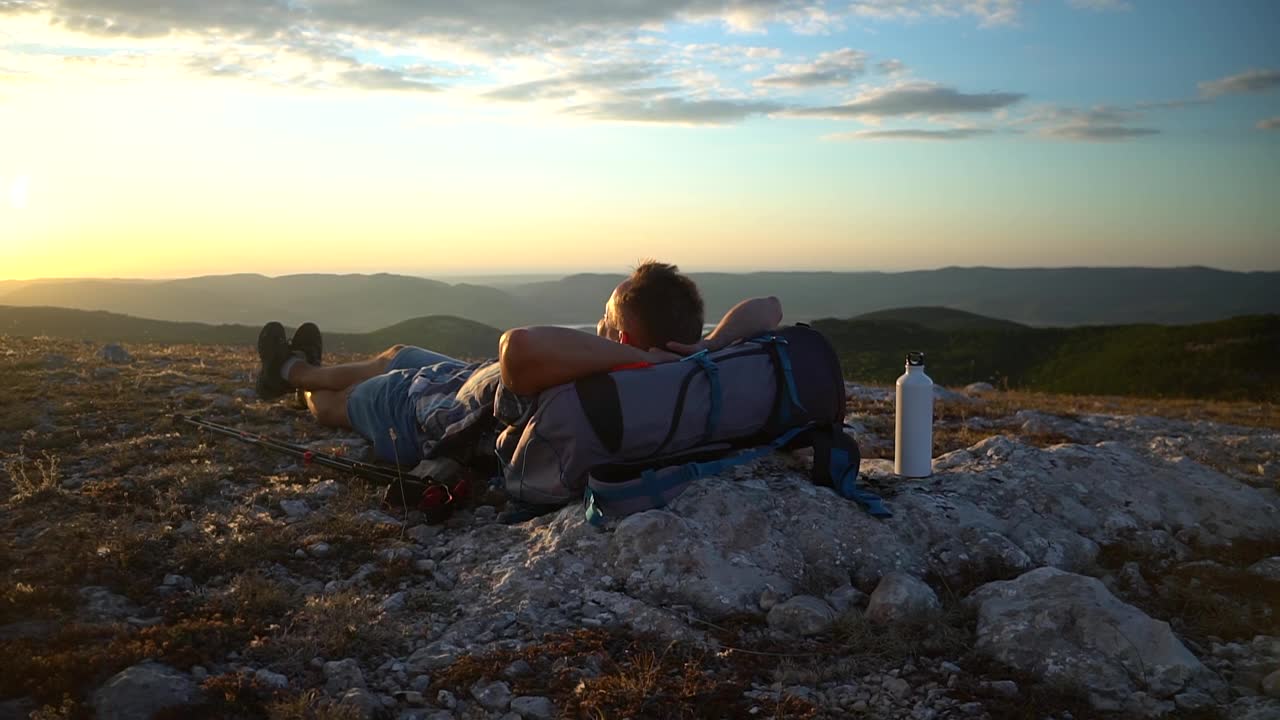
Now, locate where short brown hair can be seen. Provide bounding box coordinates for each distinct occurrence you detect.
[616,260,704,349]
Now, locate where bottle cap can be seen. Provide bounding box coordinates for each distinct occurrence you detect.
[906,351,925,366]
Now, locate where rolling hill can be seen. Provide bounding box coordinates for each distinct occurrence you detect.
[2,267,1276,331]
[813,311,1280,401]
[0,306,501,360]
[3,304,1277,400]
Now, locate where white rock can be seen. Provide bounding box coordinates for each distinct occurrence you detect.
[338,688,380,720]
[254,668,289,689]
[1247,557,1280,582]
[92,662,202,720]
[406,524,441,544]
[101,344,132,364]
[306,479,342,499]
[436,689,457,709]
[825,584,869,614]
[471,680,512,711]
[1263,669,1280,699]
[79,586,142,622]
[323,659,366,694]
[964,382,995,395]
[865,573,940,624]
[279,499,310,519]
[766,595,836,636]
[969,567,1220,714]
[510,695,556,720]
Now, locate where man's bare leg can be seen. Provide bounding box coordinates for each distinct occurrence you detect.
[287,345,407,392]
[306,388,354,428]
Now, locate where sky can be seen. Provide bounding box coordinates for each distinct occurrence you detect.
[1,0,1278,279]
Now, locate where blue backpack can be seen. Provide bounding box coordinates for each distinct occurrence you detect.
[494,324,891,523]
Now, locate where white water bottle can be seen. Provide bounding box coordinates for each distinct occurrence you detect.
[895,351,933,478]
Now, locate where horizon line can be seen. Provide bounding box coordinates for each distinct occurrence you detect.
[4,263,1277,283]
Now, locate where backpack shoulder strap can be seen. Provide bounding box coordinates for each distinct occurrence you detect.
[584,424,811,525]
[809,424,892,518]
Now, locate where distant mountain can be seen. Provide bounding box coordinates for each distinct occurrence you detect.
[814,313,1280,401]
[850,307,1027,332]
[2,267,1277,333]
[0,306,500,359]
[0,274,531,332]
[504,267,1280,327]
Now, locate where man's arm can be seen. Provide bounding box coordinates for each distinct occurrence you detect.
[500,326,676,396]
[668,296,783,354]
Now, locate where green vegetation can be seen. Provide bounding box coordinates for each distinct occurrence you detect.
[4,304,1277,400]
[816,310,1280,401]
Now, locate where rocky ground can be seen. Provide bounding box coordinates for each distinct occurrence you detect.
[1,336,1277,720]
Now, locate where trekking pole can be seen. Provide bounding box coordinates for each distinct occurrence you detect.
[173,413,471,522]
[173,413,406,485]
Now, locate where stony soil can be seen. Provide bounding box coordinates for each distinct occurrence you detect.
[1,336,1277,720]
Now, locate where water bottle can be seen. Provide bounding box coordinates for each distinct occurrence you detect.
[895,351,933,478]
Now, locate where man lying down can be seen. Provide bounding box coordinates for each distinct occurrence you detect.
[252,261,783,483]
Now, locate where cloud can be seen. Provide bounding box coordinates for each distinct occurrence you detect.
[1042,124,1158,141]
[1066,0,1131,11]
[0,0,46,13]
[566,96,784,125]
[483,64,657,101]
[339,66,440,92]
[1199,68,1280,97]
[876,58,906,75]
[849,0,1024,26]
[1258,117,1280,131]
[792,82,1024,118]
[1021,105,1159,141]
[824,127,993,140]
[755,48,867,88]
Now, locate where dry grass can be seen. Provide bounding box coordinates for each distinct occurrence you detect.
[4,447,62,501]
[250,589,404,676]
[432,628,818,720]
[1,335,1274,717]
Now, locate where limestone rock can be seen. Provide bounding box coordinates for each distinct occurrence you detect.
[337,688,380,719]
[471,680,513,712]
[969,567,1219,714]
[279,499,310,519]
[79,586,142,622]
[101,344,132,364]
[865,573,940,624]
[254,668,289,689]
[510,695,556,720]
[824,584,868,614]
[92,662,202,720]
[1247,557,1280,582]
[766,595,836,636]
[323,659,366,694]
[1263,669,1280,699]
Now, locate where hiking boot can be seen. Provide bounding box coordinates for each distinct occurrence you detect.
[290,322,322,408]
[290,322,323,366]
[255,321,293,400]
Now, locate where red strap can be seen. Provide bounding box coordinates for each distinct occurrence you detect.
[611,362,652,371]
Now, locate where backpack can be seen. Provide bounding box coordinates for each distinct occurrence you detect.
[495,324,891,523]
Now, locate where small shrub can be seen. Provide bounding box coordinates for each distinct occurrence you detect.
[6,447,62,500]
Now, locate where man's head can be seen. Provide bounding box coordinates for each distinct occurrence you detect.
[599,261,704,350]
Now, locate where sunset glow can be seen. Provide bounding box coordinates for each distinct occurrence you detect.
[2,0,1278,279]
